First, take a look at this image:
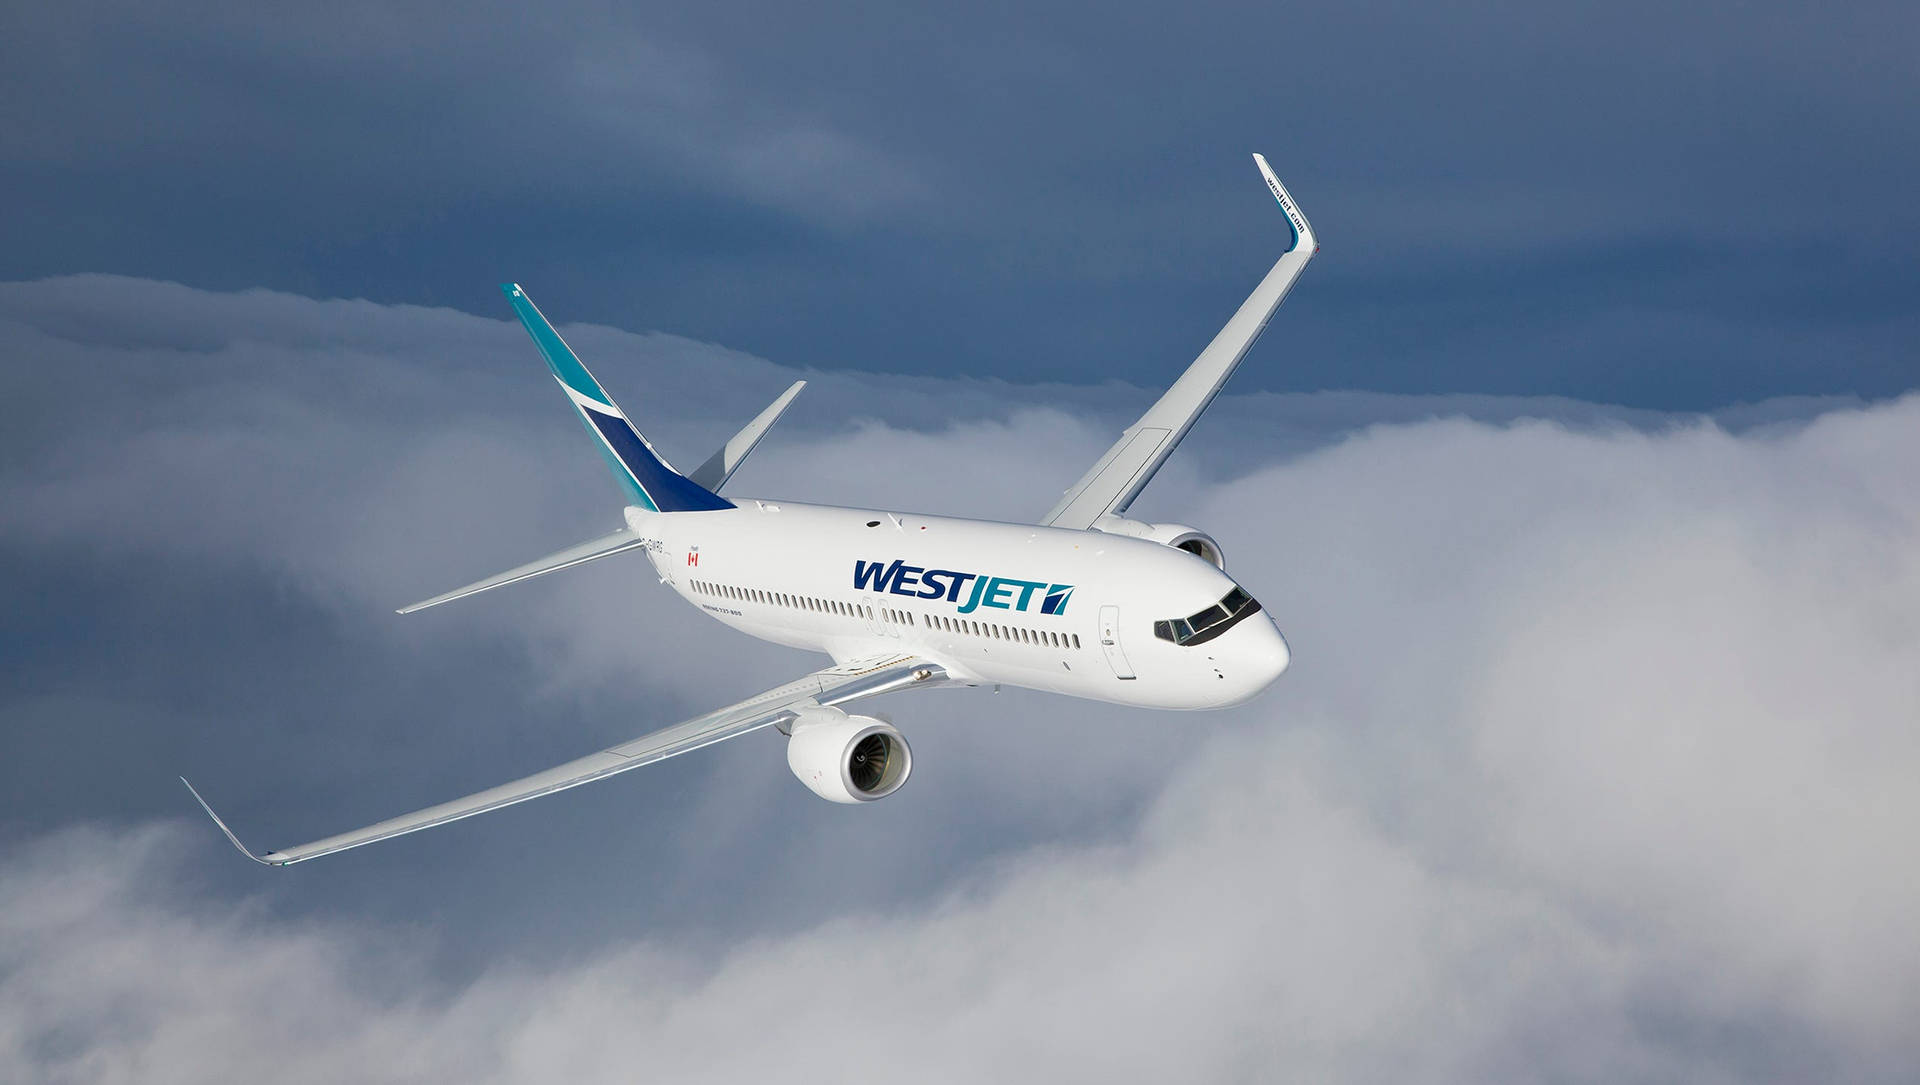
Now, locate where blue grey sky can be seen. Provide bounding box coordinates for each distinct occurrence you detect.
[3,3,1918,1081]
[3,0,1914,406]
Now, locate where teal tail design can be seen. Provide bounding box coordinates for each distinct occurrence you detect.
[503,284,732,513]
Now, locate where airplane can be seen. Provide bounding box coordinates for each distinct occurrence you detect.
[183,155,1318,866]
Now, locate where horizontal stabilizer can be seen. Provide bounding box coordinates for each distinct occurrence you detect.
[397,528,649,614]
[689,380,806,492]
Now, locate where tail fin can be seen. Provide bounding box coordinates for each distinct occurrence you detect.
[503,284,732,513]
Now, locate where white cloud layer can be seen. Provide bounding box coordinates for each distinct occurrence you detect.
[2,272,1914,1083]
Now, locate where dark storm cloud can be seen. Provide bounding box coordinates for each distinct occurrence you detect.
[1,278,1917,1082]
[2,1,1915,405]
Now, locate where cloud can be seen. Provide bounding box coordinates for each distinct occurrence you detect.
[2,278,1916,1081]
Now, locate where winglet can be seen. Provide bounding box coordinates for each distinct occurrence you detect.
[1252,153,1316,254]
[180,777,280,867]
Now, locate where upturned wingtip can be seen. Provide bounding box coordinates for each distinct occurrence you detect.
[179,777,278,867]
[1251,153,1316,253]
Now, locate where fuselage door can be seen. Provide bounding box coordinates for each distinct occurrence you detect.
[1098,605,1136,680]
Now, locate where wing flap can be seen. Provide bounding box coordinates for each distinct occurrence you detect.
[185,655,943,866]
[1043,427,1170,531]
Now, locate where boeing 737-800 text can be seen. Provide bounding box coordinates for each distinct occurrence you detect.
[184,156,1317,865]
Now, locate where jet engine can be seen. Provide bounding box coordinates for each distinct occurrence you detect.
[786,706,913,803]
[1092,516,1226,570]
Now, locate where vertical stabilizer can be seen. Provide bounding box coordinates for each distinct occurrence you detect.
[503,284,732,512]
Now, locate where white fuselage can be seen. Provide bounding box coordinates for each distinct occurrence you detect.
[628,501,1291,710]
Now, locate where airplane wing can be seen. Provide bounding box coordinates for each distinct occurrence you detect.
[1041,155,1318,530]
[183,654,946,866]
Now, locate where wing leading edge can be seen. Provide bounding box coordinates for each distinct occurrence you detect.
[185,655,945,866]
[1042,155,1317,530]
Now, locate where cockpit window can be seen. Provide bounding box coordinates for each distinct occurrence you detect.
[1153,586,1262,647]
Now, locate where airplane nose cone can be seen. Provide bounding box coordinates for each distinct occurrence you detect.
[1253,615,1290,683]
[1208,614,1290,707]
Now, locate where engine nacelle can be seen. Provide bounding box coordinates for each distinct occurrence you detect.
[786,706,913,803]
[1091,516,1226,570]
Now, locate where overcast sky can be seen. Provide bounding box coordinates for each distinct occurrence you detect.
[4,0,1917,406]
[2,3,1917,1082]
